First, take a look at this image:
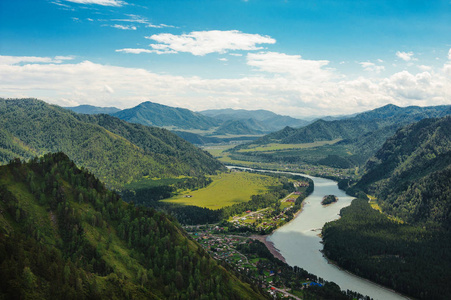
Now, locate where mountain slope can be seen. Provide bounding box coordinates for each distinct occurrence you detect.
[65,104,121,115]
[113,101,219,130]
[213,119,268,135]
[0,153,266,299]
[249,104,451,145]
[200,108,308,131]
[0,99,224,188]
[356,116,451,228]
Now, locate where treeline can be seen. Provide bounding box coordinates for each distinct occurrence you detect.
[0,153,266,299]
[322,198,451,300]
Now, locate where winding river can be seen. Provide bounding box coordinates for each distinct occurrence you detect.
[227,166,409,300]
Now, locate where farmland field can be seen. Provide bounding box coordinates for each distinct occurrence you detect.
[163,171,280,209]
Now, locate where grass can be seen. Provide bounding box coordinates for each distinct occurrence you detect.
[163,171,280,209]
[237,139,343,152]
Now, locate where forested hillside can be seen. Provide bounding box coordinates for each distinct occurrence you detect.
[112,101,219,130]
[323,116,451,300]
[0,99,224,188]
[229,104,451,168]
[356,116,451,228]
[0,153,266,299]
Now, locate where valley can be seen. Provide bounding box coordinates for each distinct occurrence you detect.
[1,99,451,300]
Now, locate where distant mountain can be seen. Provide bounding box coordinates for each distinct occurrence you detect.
[356,116,451,228]
[213,119,268,135]
[0,152,265,299]
[200,108,309,130]
[248,104,451,145]
[0,99,224,188]
[113,101,220,130]
[65,104,121,115]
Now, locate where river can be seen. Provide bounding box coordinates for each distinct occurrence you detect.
[227,166,409,300]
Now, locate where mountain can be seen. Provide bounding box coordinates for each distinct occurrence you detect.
[213,119,268,135]
[356,116,451,228]
[200,108,309,131]
[65,104,121,115]
[230,104,451,167]
[0,153,265,299]
[113,101,219,130]
[0,98,224,188]
[249,104,451,145]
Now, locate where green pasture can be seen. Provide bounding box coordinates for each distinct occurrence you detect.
[163,171,280,209]
[237,139,343,153]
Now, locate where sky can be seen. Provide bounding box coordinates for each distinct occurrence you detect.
[0,0,450,117]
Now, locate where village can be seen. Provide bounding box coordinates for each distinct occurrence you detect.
[184,224,311,299]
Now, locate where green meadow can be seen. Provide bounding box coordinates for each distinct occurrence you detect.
[163,171,279,209]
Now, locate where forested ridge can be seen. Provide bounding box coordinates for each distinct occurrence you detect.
[0,153,266,299]
[0,98,224,188]
[229,104,451,168]
[323,116,451,300]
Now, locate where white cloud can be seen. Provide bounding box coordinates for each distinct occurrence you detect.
[247,52,333,80]
[396,51,415,61]
[1,54,450,116]
[359,61,385,74]
[64,0,126,6]
[146,30,276,56]
[0,55,74,65]
[219,58,228,61]
[418,65,432,71]
[110,14,175,28]
[115,48,154,54]
[448,48,451,60]
[111,24,136,30]
[229,53,243,57]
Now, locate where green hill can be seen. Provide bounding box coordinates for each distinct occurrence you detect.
[113,101,220,130]
[199,108,309,130]
[356,116,451,228]
[65,104,121,115]
[229,104,451,168]
[322,116,451,300]
[213,119,267,135]
[0,99,224,188]
[0,153,266,299]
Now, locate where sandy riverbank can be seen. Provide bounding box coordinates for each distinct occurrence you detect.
[249,235,286,263]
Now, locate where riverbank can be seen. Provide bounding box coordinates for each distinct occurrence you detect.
[250,235,286,263]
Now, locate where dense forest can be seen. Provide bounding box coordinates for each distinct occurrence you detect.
[323,116,451,300]
[0,153,266,299]
[0,98,224,188]
[322,199,451,300]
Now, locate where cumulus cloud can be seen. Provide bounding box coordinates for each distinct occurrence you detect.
[111,24,136,30]
[146,30,276,56]
[448,48,451,60]
[396,51,415,61]
[64,0,126,6]
[1,54,450,116]
[359,61,385,74]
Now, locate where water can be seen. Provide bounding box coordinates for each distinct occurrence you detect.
[227,166,409,300]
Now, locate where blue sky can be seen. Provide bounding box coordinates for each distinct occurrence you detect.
[0,0,450,117]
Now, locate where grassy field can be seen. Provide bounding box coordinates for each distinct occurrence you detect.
[163,171,279,209]
[237,139,343,152]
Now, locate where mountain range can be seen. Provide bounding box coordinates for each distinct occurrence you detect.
[66,102,309,141]
[0,99,224,188]
[231,104,451,167]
